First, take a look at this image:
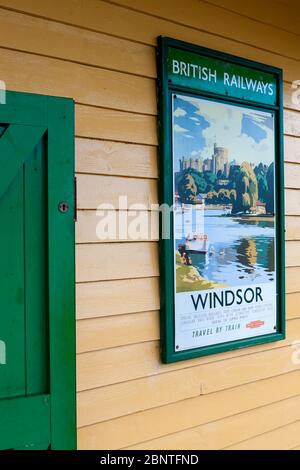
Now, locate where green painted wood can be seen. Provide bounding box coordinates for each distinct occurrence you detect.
[47,96,76,450]
[0,91,75,450]
[0,164,25,400]
[0,395,50,450]
[0,124,46,401]
[0,124,46,199]
[0,91,47,126]
[15,441,50,450]
[24,138,48,395]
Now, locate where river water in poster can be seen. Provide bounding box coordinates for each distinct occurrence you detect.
[172,93,277,351]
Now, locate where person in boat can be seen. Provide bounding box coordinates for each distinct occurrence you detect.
[181,252,192,266]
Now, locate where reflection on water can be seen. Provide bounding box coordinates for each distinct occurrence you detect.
[175,209,276,287]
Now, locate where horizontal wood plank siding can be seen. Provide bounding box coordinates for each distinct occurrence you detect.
[3,0,300,450]
[76,328,300,392]
[76,210,159,244]
[76,242,159,282]
[76,277,160,319]
[76,104,157,144]
[76,174,158,209]
[110,0,300,62]
[77,371,300,449]
[126,394,300,449]
[75,138,158,178]
[225,420,300,450]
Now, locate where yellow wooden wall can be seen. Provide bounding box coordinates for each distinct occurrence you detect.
[1,0,300,450]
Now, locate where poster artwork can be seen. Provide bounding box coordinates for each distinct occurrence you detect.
[173,94,277,351]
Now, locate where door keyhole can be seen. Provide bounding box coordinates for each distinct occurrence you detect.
[58,201,69,213]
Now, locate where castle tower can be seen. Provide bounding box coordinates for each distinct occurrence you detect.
[213,143,229,176]
[179,156,184,172]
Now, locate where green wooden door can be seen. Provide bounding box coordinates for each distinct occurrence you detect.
[0,92,76,450]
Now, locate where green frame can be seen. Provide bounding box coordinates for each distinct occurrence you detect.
[157,36,285,364]
[0,90,76,448]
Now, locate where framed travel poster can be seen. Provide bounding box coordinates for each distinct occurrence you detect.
[157,37,285,363]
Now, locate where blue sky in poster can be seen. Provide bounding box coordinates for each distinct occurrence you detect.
[172,94,274,172]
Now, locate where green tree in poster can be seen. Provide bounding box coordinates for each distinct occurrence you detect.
[228,165,240,190]
[178,169,206,195]
[230,189,237,204]
[177,173,197,203]
[254,162,268,202]
[204,171,217,188]
[205,183,214,193]
[206,191,218,204]
[232,162,258,213]
[266,162,275,214]
[192,171,206,193]
[218,188,230,205]
[257,176,268,203]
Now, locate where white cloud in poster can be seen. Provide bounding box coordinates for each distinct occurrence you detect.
[179,95,274,166]
[174,107,187,117]
[173,123,189,133]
